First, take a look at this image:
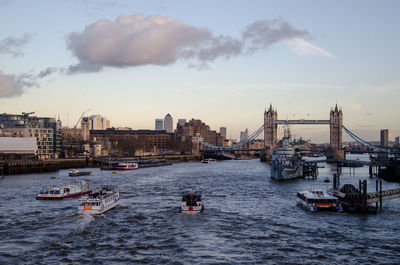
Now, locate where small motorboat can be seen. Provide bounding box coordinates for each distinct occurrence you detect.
[202,158,216,164]
[323,177,330,183]
[69,169,92,177]
[181,190,204,213]
[78,186,119,215]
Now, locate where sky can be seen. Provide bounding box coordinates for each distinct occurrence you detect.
[0,0,399,143]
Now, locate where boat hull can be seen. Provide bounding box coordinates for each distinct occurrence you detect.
[69,171,91,177]
[112,167,138,170]
[181,205,204,214]
[36,190,92,200]
[78,201,119,215]
[271,163,303,181]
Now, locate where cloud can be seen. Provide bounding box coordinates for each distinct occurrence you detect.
[0,34,33,57]
[66,14,314,73]
[243,19,310,53]
[359,81,400,92]
[287,38,337,59]
[38,67,65,78]
[0,69,48,98]
[0,72,37,98]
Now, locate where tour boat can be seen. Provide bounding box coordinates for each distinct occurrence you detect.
[202,158,216,164]
[69,169,92,177]
[297,190,342,212]
[181,190,204,213]
[271,128,304,181]
[36,180,91,200]
[112,162,138,170]
[78,186,119,215]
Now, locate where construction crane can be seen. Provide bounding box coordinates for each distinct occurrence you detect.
[74,109,92,129]
[22,111,35,117]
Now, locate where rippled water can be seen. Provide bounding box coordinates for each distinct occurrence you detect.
[1,155,400,264]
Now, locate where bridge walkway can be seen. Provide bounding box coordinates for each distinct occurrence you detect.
[367,187,400,203]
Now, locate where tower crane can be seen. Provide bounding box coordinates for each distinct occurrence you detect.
[74,109,92,129]
[22,111,35,117]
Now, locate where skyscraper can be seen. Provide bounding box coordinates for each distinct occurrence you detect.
[87,115,110,130]
[177,119,186,128]
[220,127,227,139]
[155,119,164,131]
[240,128,249,142]
[164,113,173,133]
[381,129,389,148]
[395,136,400,148]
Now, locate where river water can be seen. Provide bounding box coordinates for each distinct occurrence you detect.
[1,155,400,264]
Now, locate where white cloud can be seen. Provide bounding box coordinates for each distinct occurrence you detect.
[287,38,337,59]
[0,72,24,98]
[66,14,311,73]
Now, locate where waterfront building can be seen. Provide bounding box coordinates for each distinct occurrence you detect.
[90,128,172,156]
[220,127,227,139]
[0,113,61,159]
[0,137,37,160]
[176,119,224,148]
[380,129,389,148]
[164,113,173,133]
[155,119,164,131]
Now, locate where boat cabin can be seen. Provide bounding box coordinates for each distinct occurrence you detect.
[182,190,202,205]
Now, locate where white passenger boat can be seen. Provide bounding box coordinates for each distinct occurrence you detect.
[202,158,216,164]
[78,186,119,215]
[36,180,91,200]
[297,190,342,212]
[181,190,204,213]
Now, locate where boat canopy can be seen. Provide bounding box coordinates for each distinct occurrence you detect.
[182,190,202,196]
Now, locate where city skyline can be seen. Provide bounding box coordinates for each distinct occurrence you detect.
[1,1,399,142]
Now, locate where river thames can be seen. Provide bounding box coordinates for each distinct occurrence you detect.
[1,156,400,264]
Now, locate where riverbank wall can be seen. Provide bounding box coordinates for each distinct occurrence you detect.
[0,155,201,176]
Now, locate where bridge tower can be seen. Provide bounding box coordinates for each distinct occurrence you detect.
[329,104,343,150]
[264,104,277,149]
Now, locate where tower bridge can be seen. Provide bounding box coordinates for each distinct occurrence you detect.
[264,104,343,158]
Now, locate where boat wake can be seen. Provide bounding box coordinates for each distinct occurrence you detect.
[77,214,95,228]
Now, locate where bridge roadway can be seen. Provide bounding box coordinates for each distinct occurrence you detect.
[276,119,330,125]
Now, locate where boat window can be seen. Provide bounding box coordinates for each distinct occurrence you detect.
[40,190,45,194]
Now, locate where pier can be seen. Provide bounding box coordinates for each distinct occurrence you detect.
[329,174,400,212]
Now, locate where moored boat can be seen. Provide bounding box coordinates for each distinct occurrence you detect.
[36,180,91,200]
[297,190,342,212]
[181,190,204,213]
[112,162,138,170]
[69,169,92,177]
[202,158,216,164]
[78,186,119,215]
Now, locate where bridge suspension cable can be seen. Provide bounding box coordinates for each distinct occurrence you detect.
[342,125,394,152]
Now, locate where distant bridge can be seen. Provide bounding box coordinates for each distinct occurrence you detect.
[276,119,329,125]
